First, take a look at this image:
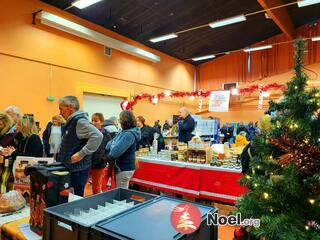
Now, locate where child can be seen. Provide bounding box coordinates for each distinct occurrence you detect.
[91,113,111,194]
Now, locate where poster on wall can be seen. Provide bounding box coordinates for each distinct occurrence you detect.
[209,91,230,112]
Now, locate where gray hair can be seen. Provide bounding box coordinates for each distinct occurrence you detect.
[239,131,247,136]
[4,106,22,118]
[108,116,117,122]
[180,107,190,115]
[59,96,80,110]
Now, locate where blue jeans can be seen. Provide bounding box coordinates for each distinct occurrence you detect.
[70,169,89,196]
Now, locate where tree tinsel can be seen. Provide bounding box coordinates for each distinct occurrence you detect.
[236,38,320,240]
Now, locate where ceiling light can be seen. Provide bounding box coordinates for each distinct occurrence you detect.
[244,45,272,53]
[297,0,320,7]
[37,11,160,62]
[231,88,239,96]
[149,33,178,43]
[209,15,247,29]
[72,0,103,9]
[192,54,215,61]
[189,96,195,101]
[312,36,320,42]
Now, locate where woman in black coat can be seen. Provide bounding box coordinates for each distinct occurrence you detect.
[3,115,43,159]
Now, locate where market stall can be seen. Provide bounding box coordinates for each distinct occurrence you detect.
[131,157,248,204]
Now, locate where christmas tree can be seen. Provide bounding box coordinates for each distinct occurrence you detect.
[236,39,320,240]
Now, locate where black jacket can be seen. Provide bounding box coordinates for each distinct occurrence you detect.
[240,143,256,174]
[236,125,248,135]
[221,126,234,143]
[139,125,156,147]
[12,133,43,159]
[178,115,195,143]
[91,128,111,169]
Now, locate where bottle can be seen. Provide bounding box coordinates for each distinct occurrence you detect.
[152,134,158,155]
[0,156,4,189]
[6,169,14,192]
[1,158,12,193]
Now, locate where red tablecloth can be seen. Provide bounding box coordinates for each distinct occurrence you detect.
[131,158,248,204]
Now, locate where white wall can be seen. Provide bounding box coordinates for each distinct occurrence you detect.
[83,93,124,121]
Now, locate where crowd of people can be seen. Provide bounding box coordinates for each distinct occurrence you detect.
[220,121,259,147]
[0,97,259,197]
[0,97,198,197]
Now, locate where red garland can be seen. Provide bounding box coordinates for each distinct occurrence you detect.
[125,83,286,109]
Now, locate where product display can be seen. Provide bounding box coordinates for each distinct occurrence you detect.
[13,157,55,203]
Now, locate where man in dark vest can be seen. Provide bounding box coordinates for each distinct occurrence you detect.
[58,96,103,196]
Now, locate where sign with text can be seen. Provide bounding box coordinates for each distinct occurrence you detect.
[209,91,230,112]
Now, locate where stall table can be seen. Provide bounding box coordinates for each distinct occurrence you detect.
[131,157,248,204]
[1,217,29,240]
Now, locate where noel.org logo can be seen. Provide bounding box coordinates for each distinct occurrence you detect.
[170,203,201,234]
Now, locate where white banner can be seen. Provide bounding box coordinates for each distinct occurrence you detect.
[209,91,230,112]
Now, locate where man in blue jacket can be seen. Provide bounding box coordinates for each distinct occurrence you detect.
[178,107,195,143]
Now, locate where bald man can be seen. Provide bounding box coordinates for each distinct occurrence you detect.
[178,107,195,143]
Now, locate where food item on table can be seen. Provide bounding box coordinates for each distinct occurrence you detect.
[0,190,26,213]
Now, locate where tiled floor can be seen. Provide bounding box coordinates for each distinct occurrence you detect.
[218,225,236,240]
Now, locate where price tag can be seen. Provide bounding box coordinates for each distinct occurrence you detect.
[4,159,9,167]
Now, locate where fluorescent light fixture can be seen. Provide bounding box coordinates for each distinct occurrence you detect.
[312,36,320,42]
[209,15,247,29]
[297,0,320,7]
[149,33,178,43]
[72,0,103,9]
[192,54,215,61]
[244,45,272,53]
[38,11,160,62]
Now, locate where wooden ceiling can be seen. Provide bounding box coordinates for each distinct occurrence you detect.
[40,0,320,64]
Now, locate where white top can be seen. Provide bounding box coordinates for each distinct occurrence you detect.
[137,156,242,173]
[50,126,62,154]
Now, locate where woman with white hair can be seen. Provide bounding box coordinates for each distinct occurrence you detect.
[4,106,22,125]
[0,112,17,148]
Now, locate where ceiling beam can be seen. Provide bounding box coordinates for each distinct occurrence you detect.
[257,0,295,39]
